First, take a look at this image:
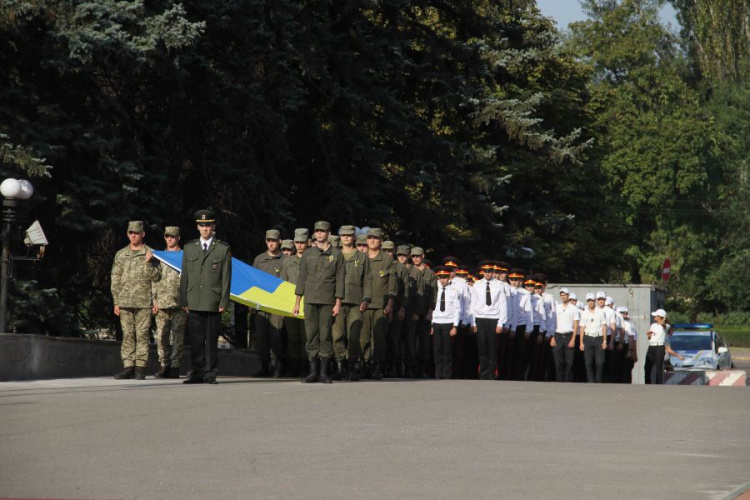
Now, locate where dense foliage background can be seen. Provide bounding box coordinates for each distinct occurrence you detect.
[1,0,749,334]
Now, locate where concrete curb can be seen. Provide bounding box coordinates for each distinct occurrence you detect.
[0,333,261,381]
[721,481,750,500]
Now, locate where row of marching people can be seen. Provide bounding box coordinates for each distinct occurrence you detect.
[253,221,645,383]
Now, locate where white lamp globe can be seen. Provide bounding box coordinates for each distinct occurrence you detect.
[0,178,22,199]
[17,179,34,200]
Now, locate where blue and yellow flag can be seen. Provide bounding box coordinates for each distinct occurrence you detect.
[153,251,303,318]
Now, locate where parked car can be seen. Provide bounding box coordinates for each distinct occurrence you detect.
[668,324,733,371]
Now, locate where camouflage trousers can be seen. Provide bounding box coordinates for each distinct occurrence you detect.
[155,308,186,368]
[120,308,152,368]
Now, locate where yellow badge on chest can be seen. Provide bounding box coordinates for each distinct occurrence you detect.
[379,270,385,277]
[328,255,334,262]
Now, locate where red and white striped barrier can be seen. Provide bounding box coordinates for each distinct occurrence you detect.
[664,370,747,386]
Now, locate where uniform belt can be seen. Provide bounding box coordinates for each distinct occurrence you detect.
[585,333,602,338]
[649,343,664,346]
[556,331,573,335]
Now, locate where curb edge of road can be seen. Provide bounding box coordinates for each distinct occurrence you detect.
[721,481,750,500]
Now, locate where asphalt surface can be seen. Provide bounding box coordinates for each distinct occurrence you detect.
[1,377,749,500]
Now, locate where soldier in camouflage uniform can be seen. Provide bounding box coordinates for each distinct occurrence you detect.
[252,229,287,377]
[280,228,309,377]
[111,221,161,380]
[361,228,396,380]
[152,226,186,378]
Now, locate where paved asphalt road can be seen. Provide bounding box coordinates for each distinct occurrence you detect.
[1,377,749,500]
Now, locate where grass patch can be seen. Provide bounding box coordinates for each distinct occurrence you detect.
[715,327,750,348]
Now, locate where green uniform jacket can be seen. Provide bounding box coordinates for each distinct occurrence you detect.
[179,239,232,312]
[280,254,303,285]
[393,261,411,311]
[367,251,397,310]
[252,251,285,277]
[341,249,373,305]
[295,245,345,305]
[408,265,434,316]
[152,256,181,309]
[111,245,160,308]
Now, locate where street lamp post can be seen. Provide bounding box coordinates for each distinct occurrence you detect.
[0,178,34,333]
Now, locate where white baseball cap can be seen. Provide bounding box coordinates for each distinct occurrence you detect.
[605,297,614,306]
[595,291,606,299]
[559,287,570,294]
[569,292,577,300]
[585,292,595,301]
[617,306,628,314]
[651,308,667,318]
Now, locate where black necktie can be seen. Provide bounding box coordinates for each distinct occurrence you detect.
[486,281,491,306]
[203,242,208,252]
[440,288,445,312]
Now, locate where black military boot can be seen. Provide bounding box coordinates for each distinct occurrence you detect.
[303,359,319,383]
[349,360,360,382]
[271,358,282,378]
[416,361,427,379]
[155,366,169,378]
[286,359,300,378]
[387,362,400,378]
[371,362,384,381]
[114,367,135,380]
[319,358,333,384]
[333,359,346,381]
[134,367,146,380]
[404,363,415,379]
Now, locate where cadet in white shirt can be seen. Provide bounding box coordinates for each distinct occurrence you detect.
[529,277,549,381]
[595,292,617,382]
[431,266,462,379]
[552,288,580,382]
[509,269,534,380]
[494,261,515,380]
[606,298,626,383]
[579,293,607,383]
[470,261,509,380]
[617,307,637,383]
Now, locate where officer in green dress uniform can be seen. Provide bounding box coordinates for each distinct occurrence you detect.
[331,225,373,381]
[293,221,345,384]
[179,210,232,384]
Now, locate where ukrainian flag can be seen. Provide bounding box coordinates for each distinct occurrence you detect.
[153,251,303,318]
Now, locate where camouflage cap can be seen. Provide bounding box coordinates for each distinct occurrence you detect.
[164,226,180,236]
[314,220,331,231]
[281,239,294,250]
[338,225,356,236]
[194,209,216,223]
[265,229,281,240]
[382,240,395,250]
[128,221,144,233]
[366,227,383,238]
[294,228,309,243]
[410,246,424,256]
[356,234,368,245]
[396,245,411,255]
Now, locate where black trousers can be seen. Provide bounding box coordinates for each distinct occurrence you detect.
[255,311,284,363]
[645,345,666,384]
[552,332,575,382]
[189,311,221,379]
[432,323,453,379]
[496,326,512,380]
[512,324,529,380]
[528,326,545,381]
[475,318,498,380]
[583,335,605,383]
[405,315,431,365]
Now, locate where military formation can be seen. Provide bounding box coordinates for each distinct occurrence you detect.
[111,216,665,384]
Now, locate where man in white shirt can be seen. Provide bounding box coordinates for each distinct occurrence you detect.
[552,288,580,382]
[579,293,607,383]
[431,266,462,379]
[470,261,509,380]
[494,261,515,380]
[595,292,617,383]
[508,268,533,380]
